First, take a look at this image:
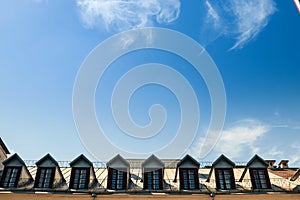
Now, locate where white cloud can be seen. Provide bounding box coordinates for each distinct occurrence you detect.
[215,119,270,158]
[205,0,277,50]
[76,0,180,31]
[76,1,276,49]
[189,119,270,160]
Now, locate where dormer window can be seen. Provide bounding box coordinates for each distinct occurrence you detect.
[144,168,163,190]
[35,167,55,188]
[142,155,165,190]
[179,168,198,190]
[106,154,130,190]
[108,168,127,190]
[0,154,33,189]
[0,166,21,188]
[249,168,271,189]
[175,155,200,190]
[70,168,89,189]
[215,168,235,190]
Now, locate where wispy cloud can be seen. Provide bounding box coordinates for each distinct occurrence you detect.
[76,0,180,31]
[215,119,270,158]
[76,1,276,49]
[205,1,221,30]
[189,119,270,160]
[205,0,277,50]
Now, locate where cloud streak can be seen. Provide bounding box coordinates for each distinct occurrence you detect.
[205,0,277,49]
[76,0,180,31]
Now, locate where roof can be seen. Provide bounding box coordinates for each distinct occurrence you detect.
[107,154,130,168]
[0,137,10,154]
[35,153,59,166]
[141,154,164,168]
[1,153,300,193]
[70,154,93,167]
[269,169,297,180]
[212,154,235,168]
[177,154,200,168]
[2,153,26,165]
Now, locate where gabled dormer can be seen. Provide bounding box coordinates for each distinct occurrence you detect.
[106,154,130,190]
[69,154,97,190]
[175,154,200,190]
[239,154,271,190]
[0,153,33,188]
[34,154,65,189]
[142,155,164,190]
[208,154,236,190]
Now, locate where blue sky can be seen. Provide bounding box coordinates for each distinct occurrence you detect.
[0,0,300,166]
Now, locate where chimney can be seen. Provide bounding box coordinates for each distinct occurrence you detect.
[265,160,276,168]
[278,160,289,168]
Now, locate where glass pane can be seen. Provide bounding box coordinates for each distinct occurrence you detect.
[117,171,124,189]
[224,170,232,189]
[188,170,195,189]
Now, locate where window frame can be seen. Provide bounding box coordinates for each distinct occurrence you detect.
[69,167,90,189]
[179,168,199,190]
[249,168,271,189]
[107,168,127,190]
[143,168,163,190]
[0,166,22,188]
[34,167,55,189]
[215,168,236,190]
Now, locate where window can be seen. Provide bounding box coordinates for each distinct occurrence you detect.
[70,168,90,189]
[179,168,199,190]
[215,168,235,190]
[249,168,271,189]
[0,166,21,188]
[143,169,163,190]
[34,167,55,188]
[107,168,127,190]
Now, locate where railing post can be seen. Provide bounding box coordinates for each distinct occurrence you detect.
[210,192,215,200]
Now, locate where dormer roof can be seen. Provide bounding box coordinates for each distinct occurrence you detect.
[142,154,164,168]
[177,154,200,168]
[70,154,93,167]
[107,154,130,168]
[212,154,235,168]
